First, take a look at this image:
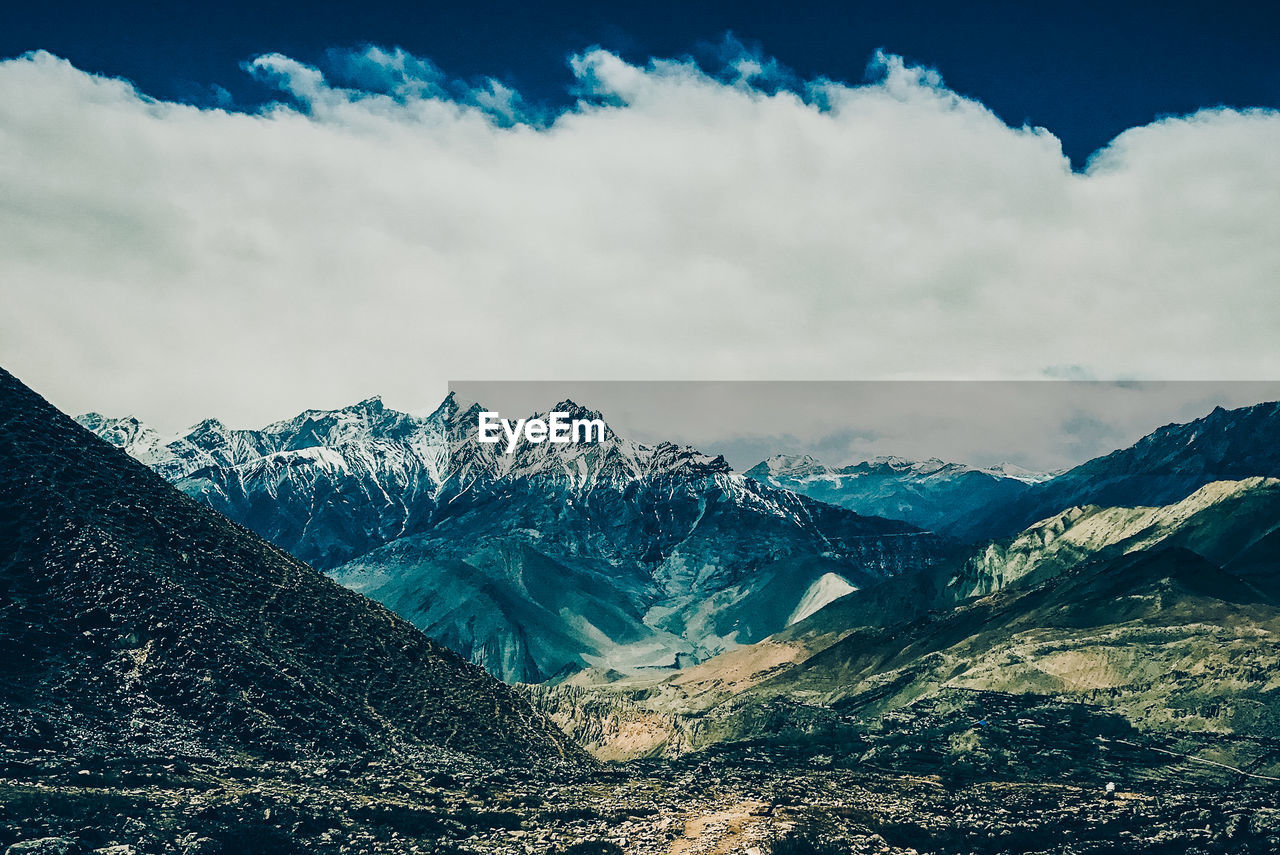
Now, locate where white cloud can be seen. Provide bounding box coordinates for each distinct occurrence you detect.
[1,46,1278,431]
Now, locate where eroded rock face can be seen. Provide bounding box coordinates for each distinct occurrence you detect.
[945,476,1280,602]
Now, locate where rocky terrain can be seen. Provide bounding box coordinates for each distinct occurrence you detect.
[3,690,1278,854]
[525,476,1280,772]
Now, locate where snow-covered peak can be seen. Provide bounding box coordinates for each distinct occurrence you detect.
[756,453,823,476]
[75,413,193,475]
[865,456,959,476]
[745,449,1047,532]
[978,462,1057,484]
[752,452,1052,485]
[443,403,731,491]
[76,413,154,449]
[81,393,751,502]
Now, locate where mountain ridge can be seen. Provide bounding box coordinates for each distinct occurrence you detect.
[954,399,1280,541]
[78,396,944,683]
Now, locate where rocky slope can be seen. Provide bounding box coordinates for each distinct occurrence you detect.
[755,543,1280,757]
[0,367,578,767]
[81,398,944,683]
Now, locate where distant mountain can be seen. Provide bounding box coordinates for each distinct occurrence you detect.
[82,397,944,683]
[1,367,578,766]
[79,397,451,570]
[954,400,1280,541]
[748,401,1280,546]
[745,453,1049,533]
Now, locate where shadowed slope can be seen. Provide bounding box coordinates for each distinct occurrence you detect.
[0,367,579,767]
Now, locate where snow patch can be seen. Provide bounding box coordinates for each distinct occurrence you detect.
[787,572,859,626]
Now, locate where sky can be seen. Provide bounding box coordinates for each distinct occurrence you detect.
[451,381,1280,471]
[2,2,1279,434]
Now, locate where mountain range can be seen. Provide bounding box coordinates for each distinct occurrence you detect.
[952,400,1280,541]
[9,370,1280,850]
[79,397,944,682]
[77,396,1280,690]
[530,475,1280,771]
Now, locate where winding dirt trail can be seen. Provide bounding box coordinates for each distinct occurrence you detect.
[665,799,787,855]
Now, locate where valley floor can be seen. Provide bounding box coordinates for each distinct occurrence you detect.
[3,742,1277,855]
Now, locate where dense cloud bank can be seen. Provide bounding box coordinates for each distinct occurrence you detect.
[2,46,1278,429]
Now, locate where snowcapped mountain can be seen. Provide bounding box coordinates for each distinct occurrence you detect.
[79,396,944,683]
[84,396,449,568]
[745,453,1050,534]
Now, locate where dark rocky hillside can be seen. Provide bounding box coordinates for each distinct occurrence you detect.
[956,401,1280,541]
[0,367,578,768]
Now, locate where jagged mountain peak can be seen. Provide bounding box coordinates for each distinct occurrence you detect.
[81,391,782,572]
[870,454,946,470]
[425,389,461,422]
[756,453,822,473]
[75,411,150,434]
[188,416,228,433]
[548,398,602,419]
[79,389,940,682]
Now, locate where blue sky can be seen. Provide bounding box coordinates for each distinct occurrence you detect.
[1,2,1278,431]
[4,1,1278,167]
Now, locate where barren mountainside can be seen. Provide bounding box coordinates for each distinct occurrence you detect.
[530,477,1280,770]
[0,367,578,767]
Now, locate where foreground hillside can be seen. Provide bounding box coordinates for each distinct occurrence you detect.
[0,367,576,767]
